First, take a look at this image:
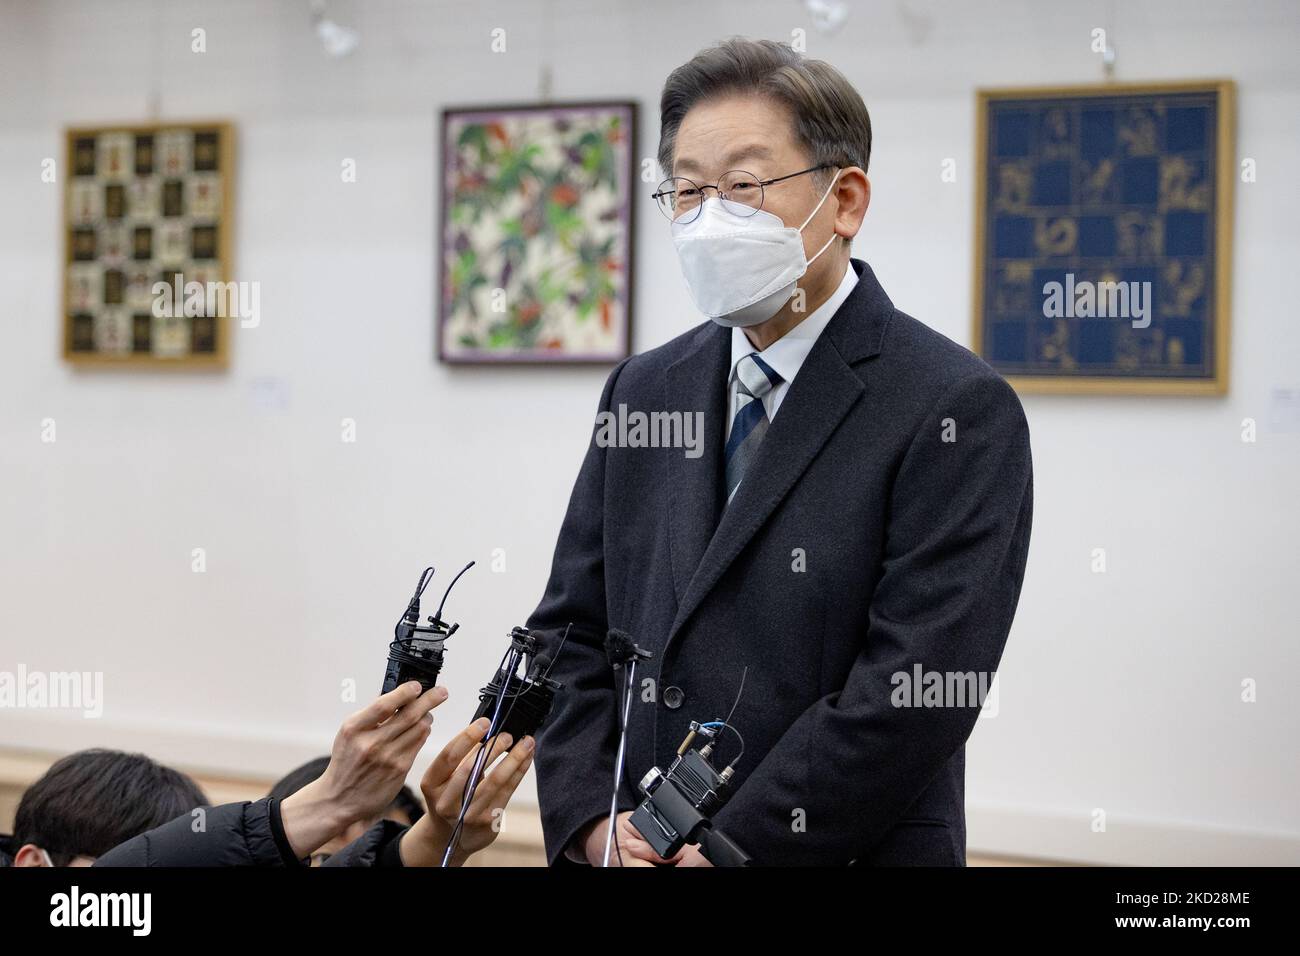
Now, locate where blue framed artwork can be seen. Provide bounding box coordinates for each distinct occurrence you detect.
[973,82,1234,394]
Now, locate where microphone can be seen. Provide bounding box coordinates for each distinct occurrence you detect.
[629,719,751,866]
[469,628,564,748]
[381,562,474,695]
[602,628,653,866]
[443,625,569,867]
[605,628,651,668]
[627,668,752,866]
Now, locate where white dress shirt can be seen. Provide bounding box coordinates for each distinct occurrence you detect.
[725,262,859,441]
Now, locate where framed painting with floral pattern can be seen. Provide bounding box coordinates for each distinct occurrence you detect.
[438,101,636,364]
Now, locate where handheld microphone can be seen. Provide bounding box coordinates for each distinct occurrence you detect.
[628,668,752,866]
[381,562,474,694]
[442,624,569,867]
[629,719,750,866]
[470,628,565,746]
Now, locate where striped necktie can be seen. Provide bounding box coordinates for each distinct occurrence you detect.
[725,352,782,504]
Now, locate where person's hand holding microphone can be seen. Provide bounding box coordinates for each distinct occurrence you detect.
[279,680,445,858]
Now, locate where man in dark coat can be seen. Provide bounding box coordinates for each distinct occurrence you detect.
[527,38,1033,866]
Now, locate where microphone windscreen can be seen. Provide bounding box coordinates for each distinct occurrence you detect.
[605,629,636,667]
[529,654,552,678]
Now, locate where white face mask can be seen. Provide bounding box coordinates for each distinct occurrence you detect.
[671,171,840,327]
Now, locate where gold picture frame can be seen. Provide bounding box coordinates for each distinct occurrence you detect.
[972,81,1234,395]
[62,121,235,369]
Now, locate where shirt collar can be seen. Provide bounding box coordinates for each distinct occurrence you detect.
[729,261,859,387]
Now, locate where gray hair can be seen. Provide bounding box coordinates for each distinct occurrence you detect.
[657,37,872,187]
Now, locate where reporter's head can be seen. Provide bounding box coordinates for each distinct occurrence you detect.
[10,749,207,867]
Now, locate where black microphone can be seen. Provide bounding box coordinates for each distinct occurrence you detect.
[380,561,475,694]
[602,628,652,866]
[605,628,651,668]
[470,627,563,747]
[446,625,568,867]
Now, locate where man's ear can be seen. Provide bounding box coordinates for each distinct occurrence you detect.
[833,167,870,241]
[13,843,52,867]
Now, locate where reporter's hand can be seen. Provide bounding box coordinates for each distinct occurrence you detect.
[581,811,661,866]
[399,717,536,867]
[675,844,713,867]
[281,681,446,858]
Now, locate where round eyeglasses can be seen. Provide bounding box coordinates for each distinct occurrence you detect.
[652,164,832,223]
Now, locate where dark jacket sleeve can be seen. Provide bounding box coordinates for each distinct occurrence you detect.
[320,820,408,867]
[93,798,303,867]
[526,358,635,866]
[711,371,1034,865]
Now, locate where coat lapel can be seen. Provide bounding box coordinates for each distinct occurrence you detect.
[665,322,731,608]
[665,259,893,642]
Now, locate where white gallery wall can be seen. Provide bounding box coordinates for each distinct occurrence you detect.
[0,0,1296,864]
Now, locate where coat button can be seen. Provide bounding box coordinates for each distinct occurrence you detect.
[663,685,685,709]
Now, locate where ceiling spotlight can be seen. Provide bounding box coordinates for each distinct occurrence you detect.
[804,0,850,34]
[310,0,359,57]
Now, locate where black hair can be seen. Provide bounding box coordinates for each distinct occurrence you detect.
[658,37,872,185]
[13,748,208,864]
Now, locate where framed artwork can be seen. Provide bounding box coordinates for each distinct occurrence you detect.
[63,121,234,368]
[438,101,636,364]
[973,82,1234,394]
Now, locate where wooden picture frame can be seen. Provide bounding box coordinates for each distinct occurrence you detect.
[972,81,1234,395]
[62,121,235,369]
